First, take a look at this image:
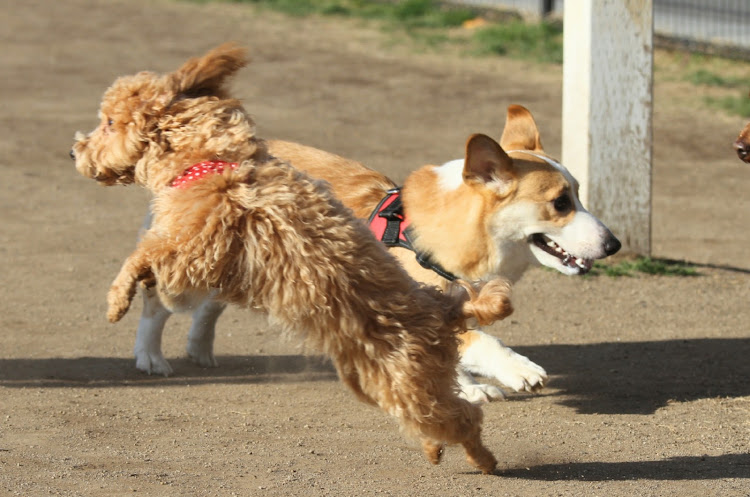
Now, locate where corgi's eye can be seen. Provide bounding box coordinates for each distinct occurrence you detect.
[553,194,572,213]
[107,118,114,126]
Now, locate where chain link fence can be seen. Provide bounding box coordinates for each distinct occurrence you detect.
[452,0,750,59]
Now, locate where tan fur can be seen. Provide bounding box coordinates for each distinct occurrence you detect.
[456,323,482,355]
[269,107,576,284]
[71,43,516,474]
[506,156,577,227]
[735,119,750,163]
[267,108,574,359]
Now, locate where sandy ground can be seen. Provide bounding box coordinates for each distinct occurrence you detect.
[1,0,749,495]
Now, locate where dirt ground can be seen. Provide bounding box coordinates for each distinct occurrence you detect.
[2,0,750,495]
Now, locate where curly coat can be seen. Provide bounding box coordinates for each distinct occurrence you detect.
[71,43,513,474]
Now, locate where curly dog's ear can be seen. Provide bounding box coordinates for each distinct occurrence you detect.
[169,42,248,100]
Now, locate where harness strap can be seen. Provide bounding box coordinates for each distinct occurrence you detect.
[379,194,405,245]
[368,188,458,282]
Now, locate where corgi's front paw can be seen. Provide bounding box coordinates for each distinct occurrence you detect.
[459,330,548,396]
[496,350,547,393]
[459,383,506,403]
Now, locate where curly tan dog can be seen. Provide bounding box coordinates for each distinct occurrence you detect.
[70,43,515,474]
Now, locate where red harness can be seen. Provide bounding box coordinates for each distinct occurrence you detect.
[367,189,411,247]
[171,160,239,189]
[367,188,457,281]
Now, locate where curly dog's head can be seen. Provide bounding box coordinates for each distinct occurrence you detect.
[71,43,261,189]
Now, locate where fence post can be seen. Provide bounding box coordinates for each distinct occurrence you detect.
[561,0,653,255]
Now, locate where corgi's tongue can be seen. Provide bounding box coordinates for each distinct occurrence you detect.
[532,234,593,272]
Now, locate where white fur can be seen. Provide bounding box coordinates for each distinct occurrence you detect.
[134,287,224,375]
[435,159,464,191]
[459,332,547,394]
[134,286,174,376]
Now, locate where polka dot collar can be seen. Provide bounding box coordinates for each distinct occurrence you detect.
[171,160,239,189]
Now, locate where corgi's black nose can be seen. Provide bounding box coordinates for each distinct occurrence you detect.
[604,235,621,256]
[734,139,750,162]
[69,149,75,160]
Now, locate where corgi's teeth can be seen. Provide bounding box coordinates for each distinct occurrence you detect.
[555,247,563,253]
[547,241,557,247]
[576,258,585,266]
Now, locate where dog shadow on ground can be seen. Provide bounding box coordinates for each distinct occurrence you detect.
[496,453,750,481]
[514,338,750,415]
[2,338,748,417]
[0,354,338,389]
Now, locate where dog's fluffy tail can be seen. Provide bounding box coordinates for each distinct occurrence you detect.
[456,278,513,327]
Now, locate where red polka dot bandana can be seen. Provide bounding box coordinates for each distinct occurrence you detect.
[171,160,239,189]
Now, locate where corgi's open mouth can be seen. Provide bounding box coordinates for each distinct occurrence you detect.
[531,234,594,273]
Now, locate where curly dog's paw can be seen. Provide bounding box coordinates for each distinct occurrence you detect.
[421,440,444,466]
[107,285,133,323]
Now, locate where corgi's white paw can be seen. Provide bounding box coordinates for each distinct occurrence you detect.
[187,341,218,368]
[459,383,506,404]
[460,330,547,394]
[492,350,547,393]
[457,368,506,403]
[135,349,173,377]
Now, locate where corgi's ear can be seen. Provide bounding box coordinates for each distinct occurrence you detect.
[463,134,516,196]
[499,104,544,152]
[169,42,248,99]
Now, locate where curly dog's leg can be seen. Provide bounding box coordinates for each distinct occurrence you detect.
[418,397,497,474]
[107,248,154,323]
[421,439,444,465]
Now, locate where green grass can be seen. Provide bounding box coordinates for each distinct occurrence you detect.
[686,68,745,88]
[588,257,699,278]
[706,95,750,117]
[216,0,562,63]
[472,20,563,64]
[682,67,750,117]
[225,0,475,27]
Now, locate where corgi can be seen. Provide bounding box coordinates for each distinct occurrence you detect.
[134,105,621,403]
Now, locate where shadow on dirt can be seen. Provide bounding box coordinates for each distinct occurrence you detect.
[0,354,337,388]
[515,338,750,415]
[497,453,750,481]
[2,338,748,417]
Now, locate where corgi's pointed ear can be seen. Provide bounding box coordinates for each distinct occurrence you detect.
[499,104,544,152]
[170,42,248,99]
[463,134,516,196]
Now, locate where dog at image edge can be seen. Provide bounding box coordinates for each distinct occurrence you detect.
[734,117,750,162]
[70,43,516,474]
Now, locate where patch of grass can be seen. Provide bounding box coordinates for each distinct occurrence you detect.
[589,257,699,278]
[226,0,474,27]
[686,68,746,88]
[472,20,563,64]
[391,0,475,28]
[705,94,750,117]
